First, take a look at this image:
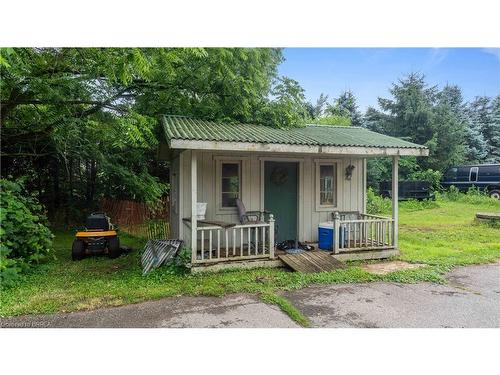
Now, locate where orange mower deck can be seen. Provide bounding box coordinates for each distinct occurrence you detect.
[76,230,117,238]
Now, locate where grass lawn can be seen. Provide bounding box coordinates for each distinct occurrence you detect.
[1,198,499,319]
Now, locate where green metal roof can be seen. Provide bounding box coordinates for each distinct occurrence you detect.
[162,115,427,150]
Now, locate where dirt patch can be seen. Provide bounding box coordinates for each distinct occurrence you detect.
[361,260,425,275]
[399,224,439,232]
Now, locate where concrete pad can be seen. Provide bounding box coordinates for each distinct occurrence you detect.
[361,260,425,275]
[283,263,500,328]
[0,294,299,328]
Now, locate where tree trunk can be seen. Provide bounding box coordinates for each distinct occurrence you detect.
[86,159,97,207]
[50,157,61,221]
[64,157,74,227]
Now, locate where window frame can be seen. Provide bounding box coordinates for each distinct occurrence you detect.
[314,159,340,211]
[469,166,479,182]
[214,156,245,213]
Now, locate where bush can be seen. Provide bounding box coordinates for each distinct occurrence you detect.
[367,157,442,193]
[407,169,443,191]
[0,179,54,287]
[461,187,494,204]
[438,185,462,201]
[366,187,391,215]
[439,186,496,205]
[314,115,351,126]
[367,188,440,214]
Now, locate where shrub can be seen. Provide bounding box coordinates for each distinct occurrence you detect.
[439,186,496,205]
[160,247,191,275]
[314,115,351,126]
[461,187,493,204]
[407,169,443,191]
[438,185,462,201]
[0,179,54,287]
[366,187,391,215]
[367,188,440,214]
[367,157,442,193]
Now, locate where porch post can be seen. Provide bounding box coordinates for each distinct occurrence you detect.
[191,150,198,264]
[268,214,275,259]
[333,211,340,254]
[362,158,367,214]
[392,156,399,248]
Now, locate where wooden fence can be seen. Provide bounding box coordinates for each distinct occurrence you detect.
[100,197,170,239]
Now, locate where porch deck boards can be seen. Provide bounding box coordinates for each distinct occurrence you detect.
[279,251,346,273]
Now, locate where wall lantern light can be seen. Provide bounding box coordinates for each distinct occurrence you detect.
[345,164,355,180]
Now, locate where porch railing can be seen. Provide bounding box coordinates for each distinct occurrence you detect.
[193,216,275,264]
[334,213,395,253]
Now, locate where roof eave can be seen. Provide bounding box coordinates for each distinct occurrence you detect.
[169,139,429,157]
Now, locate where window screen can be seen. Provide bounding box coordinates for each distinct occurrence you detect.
[221,162,240,207]
[319,164,336,206]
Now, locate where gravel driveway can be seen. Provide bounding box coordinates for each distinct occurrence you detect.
[1,262,499,328]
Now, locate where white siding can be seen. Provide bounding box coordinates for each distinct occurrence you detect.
[177,150,365,244]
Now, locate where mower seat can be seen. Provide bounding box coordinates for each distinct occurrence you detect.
[85,212,111,231]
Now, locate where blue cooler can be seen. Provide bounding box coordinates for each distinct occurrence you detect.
[318,222,345,250]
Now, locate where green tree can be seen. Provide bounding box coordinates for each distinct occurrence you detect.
[425,85,466,170]
[306,92,354,126]
[132,48,283,123]
[1,48,168,220]
[364,74,470,172]
[374,73,436,145]
[1,48,304,221]
[363,106,386,132]
[468,95,500,163]
[314,115,351,126]
[488,96,500,162]
[305,93,329,119]
[257,76,309,128]
[465,96,491,162]
[326,90,363,126]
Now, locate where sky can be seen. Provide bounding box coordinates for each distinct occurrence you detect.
[278,48,500,111]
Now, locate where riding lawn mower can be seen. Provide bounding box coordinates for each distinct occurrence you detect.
[72,212,121,260]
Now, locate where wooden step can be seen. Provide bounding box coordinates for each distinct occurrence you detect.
[278,251,346,273]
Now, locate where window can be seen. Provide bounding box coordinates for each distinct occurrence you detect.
[316,161,337,210]
[215,157,246,213]
[320,165,335,205]
[479,166,500,177]
[444,167,458,180]
[469,167,478,182]
[220,162,241,208]
[457,167,470,181]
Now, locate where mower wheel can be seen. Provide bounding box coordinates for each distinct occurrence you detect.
[72,240,85,261]
[108,236,121,258]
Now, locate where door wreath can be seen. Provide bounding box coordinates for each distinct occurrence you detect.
[271,166,288,185]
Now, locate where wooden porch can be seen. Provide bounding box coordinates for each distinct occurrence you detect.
[187,150,401,272]
[186,211,398,272]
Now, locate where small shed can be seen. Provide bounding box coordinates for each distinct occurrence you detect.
[159,115,428,272]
